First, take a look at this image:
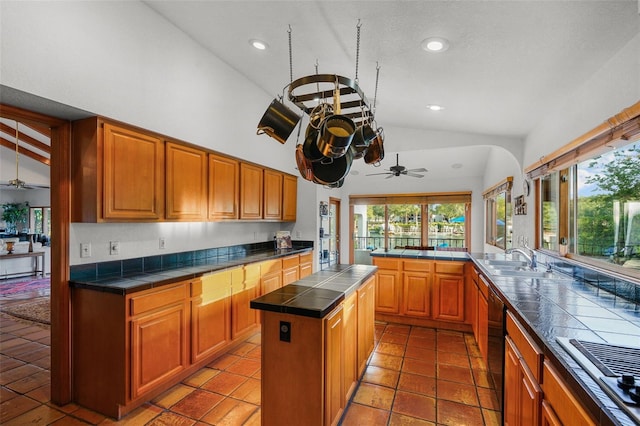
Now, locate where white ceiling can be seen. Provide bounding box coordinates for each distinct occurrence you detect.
[145,0,639,140]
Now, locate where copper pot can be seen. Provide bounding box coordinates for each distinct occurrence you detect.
[364,127,385,165]
[295,144,313,181]
[257,99,301,144]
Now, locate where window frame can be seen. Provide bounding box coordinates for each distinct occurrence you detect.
[527,101,640,281]
[483,176,513,250]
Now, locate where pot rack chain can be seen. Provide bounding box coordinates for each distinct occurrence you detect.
[372,62,380,114]
[355,19,362,82]
[288,25,293,84]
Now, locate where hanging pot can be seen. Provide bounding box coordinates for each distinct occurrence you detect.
[306,103,333,137]
[295,144,314,181]
[352,123,376,159]
[312,143,354,185]
[257,98,301,144]
[316,114,356,158]
[364,127,385,165]
[302,128,325,163]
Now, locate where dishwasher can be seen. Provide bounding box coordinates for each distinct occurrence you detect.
[487,285,506,416]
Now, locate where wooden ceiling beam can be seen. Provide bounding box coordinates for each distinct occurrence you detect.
[0,122,51,155]
[0,136,51,166]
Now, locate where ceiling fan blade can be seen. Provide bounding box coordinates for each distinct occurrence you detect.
[366,172,393,176]
[404,172,425,178]
[385,174,395,179]
[406,167,428,173]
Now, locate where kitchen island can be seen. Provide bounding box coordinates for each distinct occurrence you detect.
[251,264,377,426]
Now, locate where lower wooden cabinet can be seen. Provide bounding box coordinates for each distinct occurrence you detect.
[324,305,344,426]
[432,262,465,321]
[342,292,358,401]
[402,269,431,317]
[282,254,300,286]
[504,336,542,426]
[372,258,401,314]
[299,251,313,278]
[542,361,597,426]
[357,276,376,375]
[232,266,259,339]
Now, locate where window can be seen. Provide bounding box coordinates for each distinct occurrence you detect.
[528,102,640,279]
[29,206,51,238]
[483,177,513,250]
[350,193,470,257]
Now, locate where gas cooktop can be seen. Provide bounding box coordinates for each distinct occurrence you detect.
[557,337,640,424]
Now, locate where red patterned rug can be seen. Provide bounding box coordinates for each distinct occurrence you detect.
[0,278,50,296]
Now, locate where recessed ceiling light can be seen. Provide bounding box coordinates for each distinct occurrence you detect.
[249,39,268,50]
[421,37,450,53]
[427,104,444,111]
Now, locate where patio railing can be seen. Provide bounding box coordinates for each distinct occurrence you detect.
[354,236,465,250]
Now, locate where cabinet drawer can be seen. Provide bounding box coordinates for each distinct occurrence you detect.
[299,252,313,265]
[507,311,543,381]
[373,257,400,270]
[260,259,282,275]
[130,284,185,316]
[435,262,464,275]
[282,255,299,270]
[403,260,430,272]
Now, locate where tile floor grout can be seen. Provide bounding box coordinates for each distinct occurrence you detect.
[1,290,500,425]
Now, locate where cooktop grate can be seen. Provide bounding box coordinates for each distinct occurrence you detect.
[569,339,640,377]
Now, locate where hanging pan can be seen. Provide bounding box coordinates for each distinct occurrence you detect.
[257,98,301,144]
[364,127,385,165]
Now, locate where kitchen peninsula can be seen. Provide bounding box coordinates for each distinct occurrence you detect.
[251,264,377,426]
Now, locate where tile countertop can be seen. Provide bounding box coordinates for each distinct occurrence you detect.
[69,247,313,295]
[369,248,469,261]
[469,252,640,426]
[250,264,378,319]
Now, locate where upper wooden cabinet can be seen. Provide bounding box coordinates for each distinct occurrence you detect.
[282,174,298,222]
[240,163,264,220]
[71,118,165,222]
[208,154,239,220]
[264,169,283,220]
[165,142,208,221]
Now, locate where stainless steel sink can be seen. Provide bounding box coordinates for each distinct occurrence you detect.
[482,259,528,267]
[491,268,558,279]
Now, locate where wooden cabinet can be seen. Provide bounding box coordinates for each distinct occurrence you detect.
[357,276,376,375]
[208,154,239,220]
[325,305,345,426]
[372,258,401,314]
[477,275,489,362]
[342,292,358,402]
[191,270,239,363]
[282,174,298,222]
[542,361,597,426]
[402,260,431,317]
[130,284,188,399]
[282,254,300,285]
[264,169,284,220]
[165,142,208,220]
[433,261,465,322]
[240,162,264,219]
[234,263,260,336]
[260,259,283,295]
[71,117,165,222]
[299,251,313,278]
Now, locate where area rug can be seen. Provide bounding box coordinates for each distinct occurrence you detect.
[0,278,50,296]
[0,298,50,325]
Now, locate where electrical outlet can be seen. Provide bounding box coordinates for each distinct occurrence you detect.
[80,243,91,258]
[109,241,120,255]
[159,237,165,250]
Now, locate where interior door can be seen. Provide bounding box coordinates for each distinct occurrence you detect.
[329,197,341,264]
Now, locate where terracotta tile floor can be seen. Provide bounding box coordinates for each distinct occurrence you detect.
[1,287,501,425]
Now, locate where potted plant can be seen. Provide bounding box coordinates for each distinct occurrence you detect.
[1,202,29,235]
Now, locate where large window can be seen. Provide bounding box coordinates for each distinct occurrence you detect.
[483,177,513,250]
[350,193,470,258]
[530,103,640,279]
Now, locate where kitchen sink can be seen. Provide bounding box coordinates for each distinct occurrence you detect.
[490,268,560,279]
[482,259,528,267]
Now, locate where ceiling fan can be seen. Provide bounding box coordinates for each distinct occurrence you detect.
[1,121,49,190]
[366,153,428,179]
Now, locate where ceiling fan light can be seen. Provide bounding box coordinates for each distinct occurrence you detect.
[427,104,444,111]
[249,39,268,50]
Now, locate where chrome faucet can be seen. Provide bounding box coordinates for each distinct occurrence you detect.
[505,246,538,270]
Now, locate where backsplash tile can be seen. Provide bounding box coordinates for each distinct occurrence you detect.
[71,240,313,281]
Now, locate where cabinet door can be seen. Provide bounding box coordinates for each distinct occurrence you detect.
[240,163,264,219]
[261,273,282,295]
[191,272,231,363]
[131,303,187,398]
[282,174,298,222]
[283,267,300,286]
[477,293,489,363]
[433,273,465,321]
[521,362,542,426]
[402,271,431,317]
[324,306,344,426]
[166,142,208,220]
[232,268,258,339]
[375,269,401,314]
[209,154,239,220]
[357,276,375,375]
[342,292,358,401]
[299,261,313,278]
[264,169,283,220]
[541,401,562,426]
[103,122,164,220]
[471,276,479,342]
[504,337,521,426]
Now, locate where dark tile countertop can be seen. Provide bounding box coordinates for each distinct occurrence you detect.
[470,252,640,426]
[69,247,313,295]
[370,248,469,261]
[250,264,378,319]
